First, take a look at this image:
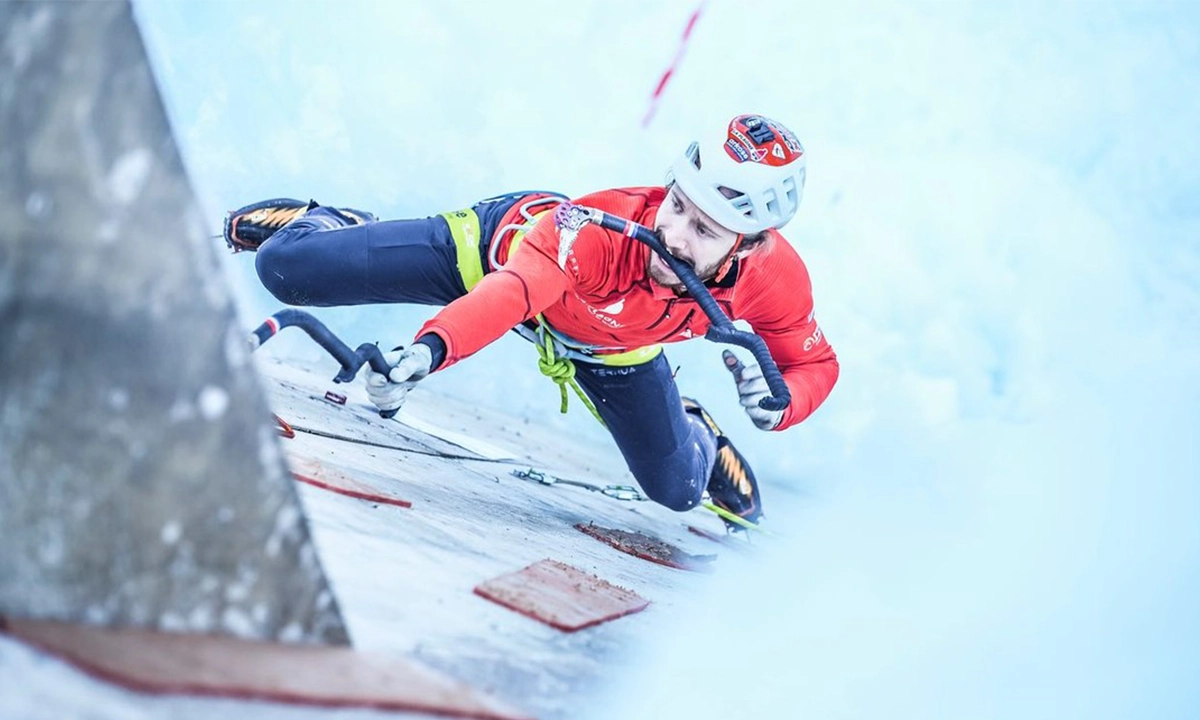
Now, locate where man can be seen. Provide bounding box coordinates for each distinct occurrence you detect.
[225,114,838,530]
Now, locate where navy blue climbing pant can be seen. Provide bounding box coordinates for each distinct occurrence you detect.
[255,193,717,512]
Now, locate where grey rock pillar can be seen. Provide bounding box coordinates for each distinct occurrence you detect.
[0,1,350,645]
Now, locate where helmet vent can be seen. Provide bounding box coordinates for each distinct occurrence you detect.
[782,176,799,205]
[764,187,780,216]
[730,194,755,219]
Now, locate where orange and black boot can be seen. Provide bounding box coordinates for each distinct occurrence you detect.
[223,198,375,252]
[682,397,763,530]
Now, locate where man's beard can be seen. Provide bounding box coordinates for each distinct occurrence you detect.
[646,248,725,290]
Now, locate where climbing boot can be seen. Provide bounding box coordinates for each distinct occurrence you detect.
[223,198,375,252]
[682,397,764,530]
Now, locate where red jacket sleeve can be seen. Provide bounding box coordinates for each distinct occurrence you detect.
[734,234,839,430]
[414,213,607,368]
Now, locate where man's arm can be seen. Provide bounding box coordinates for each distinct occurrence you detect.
[735,238,839,431]
[755,313,839,430]
[413,218,587,369]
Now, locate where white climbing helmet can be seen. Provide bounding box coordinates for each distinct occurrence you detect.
[666,114,807,234]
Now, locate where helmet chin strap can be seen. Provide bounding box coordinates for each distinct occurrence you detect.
[712,233,744,283]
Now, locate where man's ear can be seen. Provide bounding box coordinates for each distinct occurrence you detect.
[736,231,771,259]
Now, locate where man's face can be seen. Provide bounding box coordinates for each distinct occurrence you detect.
[648,186,742,289]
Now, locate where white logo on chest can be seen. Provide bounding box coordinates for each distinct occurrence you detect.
[583,297,625,328]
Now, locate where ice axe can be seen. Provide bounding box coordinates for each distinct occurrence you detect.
[247,308,403,418]
[554,203,791,412]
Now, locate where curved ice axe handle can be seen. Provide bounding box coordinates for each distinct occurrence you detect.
[556,203,791,412]
[248,308,401,418]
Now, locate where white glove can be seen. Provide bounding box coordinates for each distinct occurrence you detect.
[364,344,434,414]
[723,350,784,431]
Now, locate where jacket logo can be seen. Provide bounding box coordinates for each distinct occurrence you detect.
[802,325,823,351]
[585,304,622,328]
[580,297,626,329]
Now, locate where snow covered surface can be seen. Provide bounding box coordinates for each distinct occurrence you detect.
[4,1,1199,719]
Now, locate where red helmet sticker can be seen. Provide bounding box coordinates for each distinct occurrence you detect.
[723,114,802,167]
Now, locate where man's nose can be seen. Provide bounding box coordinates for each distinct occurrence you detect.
[657,228,683,253]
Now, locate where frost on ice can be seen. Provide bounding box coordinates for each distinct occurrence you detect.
[106,148,153,205]
[196,385,229,420]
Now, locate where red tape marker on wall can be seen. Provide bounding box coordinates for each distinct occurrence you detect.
[642,1,708,128]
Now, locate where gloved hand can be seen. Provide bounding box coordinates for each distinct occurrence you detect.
[364,344,434,414]
[722,349,784,431]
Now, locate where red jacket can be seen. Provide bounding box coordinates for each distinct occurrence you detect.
[418,187,839,430]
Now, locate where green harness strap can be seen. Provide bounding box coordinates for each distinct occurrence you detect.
[535,319,606,427]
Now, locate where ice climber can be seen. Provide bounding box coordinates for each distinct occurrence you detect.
[224,114,839,530]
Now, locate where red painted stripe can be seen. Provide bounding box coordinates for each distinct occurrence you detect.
[641,1,707,128]
[652,69,673,97]
[292,473,413,509]
[274,414,296,439]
